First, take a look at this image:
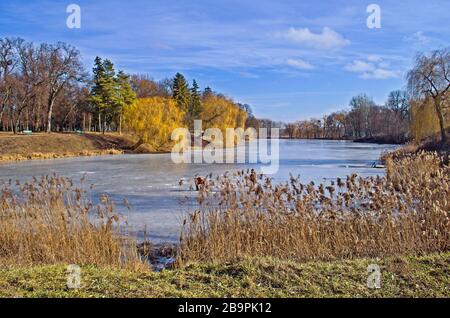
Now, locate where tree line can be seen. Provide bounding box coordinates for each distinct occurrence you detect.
[282,91,410,143]
[124,73,248,150]
[282,48,449,144]
[0,38,85,133]
[0,38,249,138]
[1,37,448,145]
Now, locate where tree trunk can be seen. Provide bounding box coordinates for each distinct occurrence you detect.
[434,97,447,142]
[0,107,4,131]
[46,97,55,133]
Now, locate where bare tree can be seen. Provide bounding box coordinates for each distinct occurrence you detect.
[10,41,45,133]
[0,38,22,130]
[130,74,171,98]
[407,49,450,142]
[40,42,84,133]
[386,90,409,119]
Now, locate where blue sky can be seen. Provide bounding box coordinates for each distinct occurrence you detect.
[1,0,449,121]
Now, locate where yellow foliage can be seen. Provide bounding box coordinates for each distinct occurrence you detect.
[201,95,247,133]
[123,97,185,151]
[410,98,450,141]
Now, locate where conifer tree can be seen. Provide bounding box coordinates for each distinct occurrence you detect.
[188,79,202,120]
[89,57,118,133]
[115,71,136,134]
[203,86,213,98]
[172,73,190,112]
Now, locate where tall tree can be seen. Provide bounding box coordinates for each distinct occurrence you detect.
[115,71,136,134]
[386,90,409,119]
[11,41,44,133]
[0,38,21,131]
[348,94,376,138]
[172,73,190,112]
[40,42,84,133]
[187,79,202,124]
[89,57,117,133]
[407,49,450,142]
[203,86,213,98]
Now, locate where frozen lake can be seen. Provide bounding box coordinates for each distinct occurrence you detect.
[0,139,396,242]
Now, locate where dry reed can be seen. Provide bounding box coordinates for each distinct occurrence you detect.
[178,152,449,265]
[0,175,142,269]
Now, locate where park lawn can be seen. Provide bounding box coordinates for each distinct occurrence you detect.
[0,252,448,298]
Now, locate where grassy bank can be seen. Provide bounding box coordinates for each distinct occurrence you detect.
[0,253,448,298]
[0,132,155,163]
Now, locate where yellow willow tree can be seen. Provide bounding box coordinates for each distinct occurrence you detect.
[201,94,247,133]
[410,98,450,141]
[123,97,185,151]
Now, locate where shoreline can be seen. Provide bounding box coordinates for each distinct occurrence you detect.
[281,136,407,145]
[0,134,400,164]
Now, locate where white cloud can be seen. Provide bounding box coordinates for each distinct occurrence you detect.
[239,71,260,79]
[404,31,429,45]
[286,58,314,70]
[345,60,374,72]
[361,69,399,80]
[367,54,382,62]
[345,57,399,80]
[278,27,350,49]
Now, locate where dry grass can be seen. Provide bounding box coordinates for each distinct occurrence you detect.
[381,138,450,163]
[0,133,138,163]
[0,175,143,269]
[0,149,124,163]
[178,152,450,265]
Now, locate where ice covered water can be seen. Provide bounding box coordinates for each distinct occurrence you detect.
[0,140,397,243]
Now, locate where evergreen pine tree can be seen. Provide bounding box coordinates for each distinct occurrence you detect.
[115,71,137,134]
[203,86,213,98]
[189,80,202,119]
[89,57,118,133]
[172,73,190,112]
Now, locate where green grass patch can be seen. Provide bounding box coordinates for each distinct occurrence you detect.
[0,253,448,298]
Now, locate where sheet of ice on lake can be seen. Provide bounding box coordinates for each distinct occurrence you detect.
[0,140,397,243]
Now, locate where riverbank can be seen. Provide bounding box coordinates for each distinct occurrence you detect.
[0,132,163,163]
[281,136,407,145]
[0,133,400,164]
[1,253,448,298]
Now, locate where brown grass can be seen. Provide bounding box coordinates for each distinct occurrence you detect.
[381,138,450,163]
[0,175,143,269]
[0,133,138,163]
[178,152,450,265]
